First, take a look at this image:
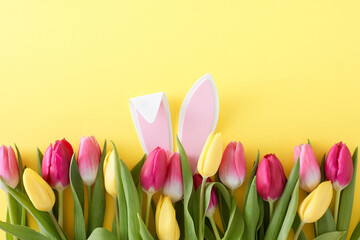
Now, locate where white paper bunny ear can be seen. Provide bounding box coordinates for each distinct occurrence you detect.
[130,92,173,154]
[178,73,219,174]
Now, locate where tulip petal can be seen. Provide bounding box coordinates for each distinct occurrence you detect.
[201,133,223,177]
[197,132,214,176]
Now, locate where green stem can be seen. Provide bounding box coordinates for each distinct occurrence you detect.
[6,193,18,240]
[209,216,221,240]
[145,192,153,228]
[230,189,235,198]
[269,201,274,220]
[49,210,67,240]
[334,189,341,227]
[294,221,305,240]
[87,185,92,221]
[114,197,120,240]
[314,221,319,237]
[198,177,207,240]
[58,189,64,228]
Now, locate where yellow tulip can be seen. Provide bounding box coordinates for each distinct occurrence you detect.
[299,181,333,223]
[23,168,55,212]
[155,195,180,240]
[103,151,117,197]
[197,132,223,177]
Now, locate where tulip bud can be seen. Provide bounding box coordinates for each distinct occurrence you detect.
[193,174,218,217]
[140,147,167,195]
[298,181,333,223]
[0,145,19,191]
[41,138,74,190]
[155,195,180,240]
[294,144,321,192]
[103,151,117,197]
[197,132,223,178]
[77,136,101,186]
[325,142,353,191]
[162,153,183,202]
[23,168,55,212]
[256,154,286,202]
[219,141,246,190]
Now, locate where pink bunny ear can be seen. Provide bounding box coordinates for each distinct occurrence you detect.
[178,73,219,174]
[130,92,173,154]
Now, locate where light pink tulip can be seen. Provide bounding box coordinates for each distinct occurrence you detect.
[162,152,183,202]
[193,174,217,217]
[256,154,286,202]
[42,138,74,190]
[140,147,168,194]
[0,146,19,191]
[294,143,321,192]
[325,142,353,191]
[77,136,101,186]
[219,141,246,190]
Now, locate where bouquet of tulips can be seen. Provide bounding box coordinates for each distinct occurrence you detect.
[0,135,359,240]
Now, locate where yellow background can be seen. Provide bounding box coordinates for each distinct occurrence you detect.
[1,0,360,239]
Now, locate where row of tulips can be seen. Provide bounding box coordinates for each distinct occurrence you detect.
[0,134,359,240]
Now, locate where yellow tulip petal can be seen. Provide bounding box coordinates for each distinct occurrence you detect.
[156,196,180,240]
[155,195,164,237]
[299,181,333,223]
[202,133,223,177]
[104,151,117,197]
[103,151,112,175]
[23,168,55,212]
[197,132,214,176]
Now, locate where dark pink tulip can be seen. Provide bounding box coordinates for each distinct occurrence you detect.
[42,138,74,190]
[219,141,246,190]
[0,145,19,190]
[294,143,321,192]
[325,142,353,191]
[256,154,286,202]
[140,147,168,194]
[193,174,218,217]
[162,152,183,202]
[77,136,101,186]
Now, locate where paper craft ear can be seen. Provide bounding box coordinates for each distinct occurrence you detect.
[178,73,219,174]
[130,92,173,154]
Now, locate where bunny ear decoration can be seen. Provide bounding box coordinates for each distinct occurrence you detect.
[130,92,173,154]
[178,73,219,174]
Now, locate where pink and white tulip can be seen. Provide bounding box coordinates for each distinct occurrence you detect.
[193,174,218,217]
[219,141,246,190]
[294,143,321,192]
[77,136,101,186]
[42,138,74,190]
[325,142,353,191]
[162,152,183,202]
[256,154,286,202]
[0,145,19,191]
[140,147,168,194]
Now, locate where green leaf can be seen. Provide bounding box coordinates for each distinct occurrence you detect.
[350,221,360,240]
[0,179,61,240]
[14,144,27,226]
[88,227,117,240]
[69,154,86,240]
[174,201,185,240]
[243,177,260,240]
[137,213,154,240]
[0,221,49,240]
[244,150,260,211]
[215,173,230,230]
[307,139,312,147]
[292,214,307,240]
[36,148,43,177]
[337,147,358,240]
[6,208,13,240]
[113,141,142,240]
[131,154,146,185]
[264,158,300,240]
[313,231,346,240]
[277,179,299,240]
[87,141,107,236]
[176,136,197,239]
[223,196,245,240]
[318,208,336,234]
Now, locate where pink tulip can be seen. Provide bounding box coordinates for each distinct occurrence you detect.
[219,141,246,190]
[325,142,353,191]
[294,143,321,192]
[140,147,168,194]
[42,138,74,190]
[0,146,19,191]
[77,136,101,186]
[256,154,286,202]
[162,152,183,202]
[193,174,218,217]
